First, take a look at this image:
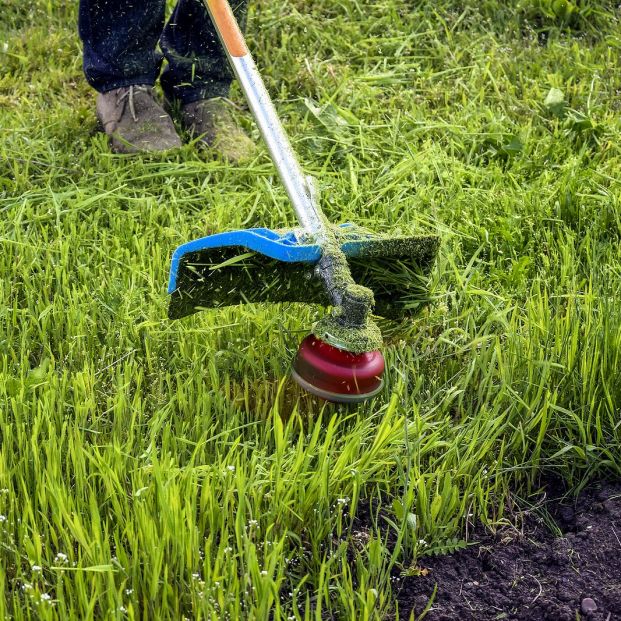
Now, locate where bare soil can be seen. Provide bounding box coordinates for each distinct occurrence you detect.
[395,480,621,620]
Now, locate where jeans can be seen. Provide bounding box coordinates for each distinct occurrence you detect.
[78,0,249,104]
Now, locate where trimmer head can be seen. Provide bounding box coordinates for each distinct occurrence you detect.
[292,335,385,403]
[168,224,439,321]
[169,224,438,402]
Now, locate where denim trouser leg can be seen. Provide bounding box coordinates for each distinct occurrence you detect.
[78,0,167,92]
[160,0,249,104]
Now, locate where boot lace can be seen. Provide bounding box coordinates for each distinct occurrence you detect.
[117,85,151,122]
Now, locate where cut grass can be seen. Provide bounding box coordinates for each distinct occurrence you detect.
[1,0,621,619]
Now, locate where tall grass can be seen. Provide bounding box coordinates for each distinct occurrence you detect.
[1,0,620,618]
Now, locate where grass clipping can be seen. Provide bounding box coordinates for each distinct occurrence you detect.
[312,312,383,353]
[311,228,384,353]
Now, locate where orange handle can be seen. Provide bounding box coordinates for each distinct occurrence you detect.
[206,0,249,58]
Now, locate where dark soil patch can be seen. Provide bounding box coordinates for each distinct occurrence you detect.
[396,481,621,621]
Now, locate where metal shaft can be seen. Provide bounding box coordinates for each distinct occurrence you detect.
[203,0,376,332]
[205,0,326,239]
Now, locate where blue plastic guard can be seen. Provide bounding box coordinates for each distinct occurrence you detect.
[168,224,367,294]
[167,224,439,320]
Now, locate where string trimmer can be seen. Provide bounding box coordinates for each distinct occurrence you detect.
[168,0,439,403]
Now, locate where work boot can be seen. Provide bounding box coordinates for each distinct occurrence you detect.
[96,85,182,154]
[180,98,256,164]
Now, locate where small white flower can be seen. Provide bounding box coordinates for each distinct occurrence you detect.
[418,539,427,546]
[54,552,68,564]
[40,593,51,601]
[260,570,268,576]
[22,583,33,591]
[248,519,258,527]
[125,588,133,595]
[226,465,235,472]
[2,43,8,53]
[119,605,127,613]
[192,572,200,580]
[336,497,349,505]
[31,565,42,572]
[0,515,6,522]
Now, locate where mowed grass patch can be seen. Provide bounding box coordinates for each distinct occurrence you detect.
[1,1,621,619]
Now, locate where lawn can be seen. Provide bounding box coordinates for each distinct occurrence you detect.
[1,0,620,619]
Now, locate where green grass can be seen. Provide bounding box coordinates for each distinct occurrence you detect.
[1,0,621,618]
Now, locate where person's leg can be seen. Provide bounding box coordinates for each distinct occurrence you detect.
[159,0,249,104]
[78,0,182,153]
[159,0,255,163]
[78,0,166,92]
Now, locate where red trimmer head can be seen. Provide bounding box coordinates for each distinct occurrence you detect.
[292,335,385,403]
